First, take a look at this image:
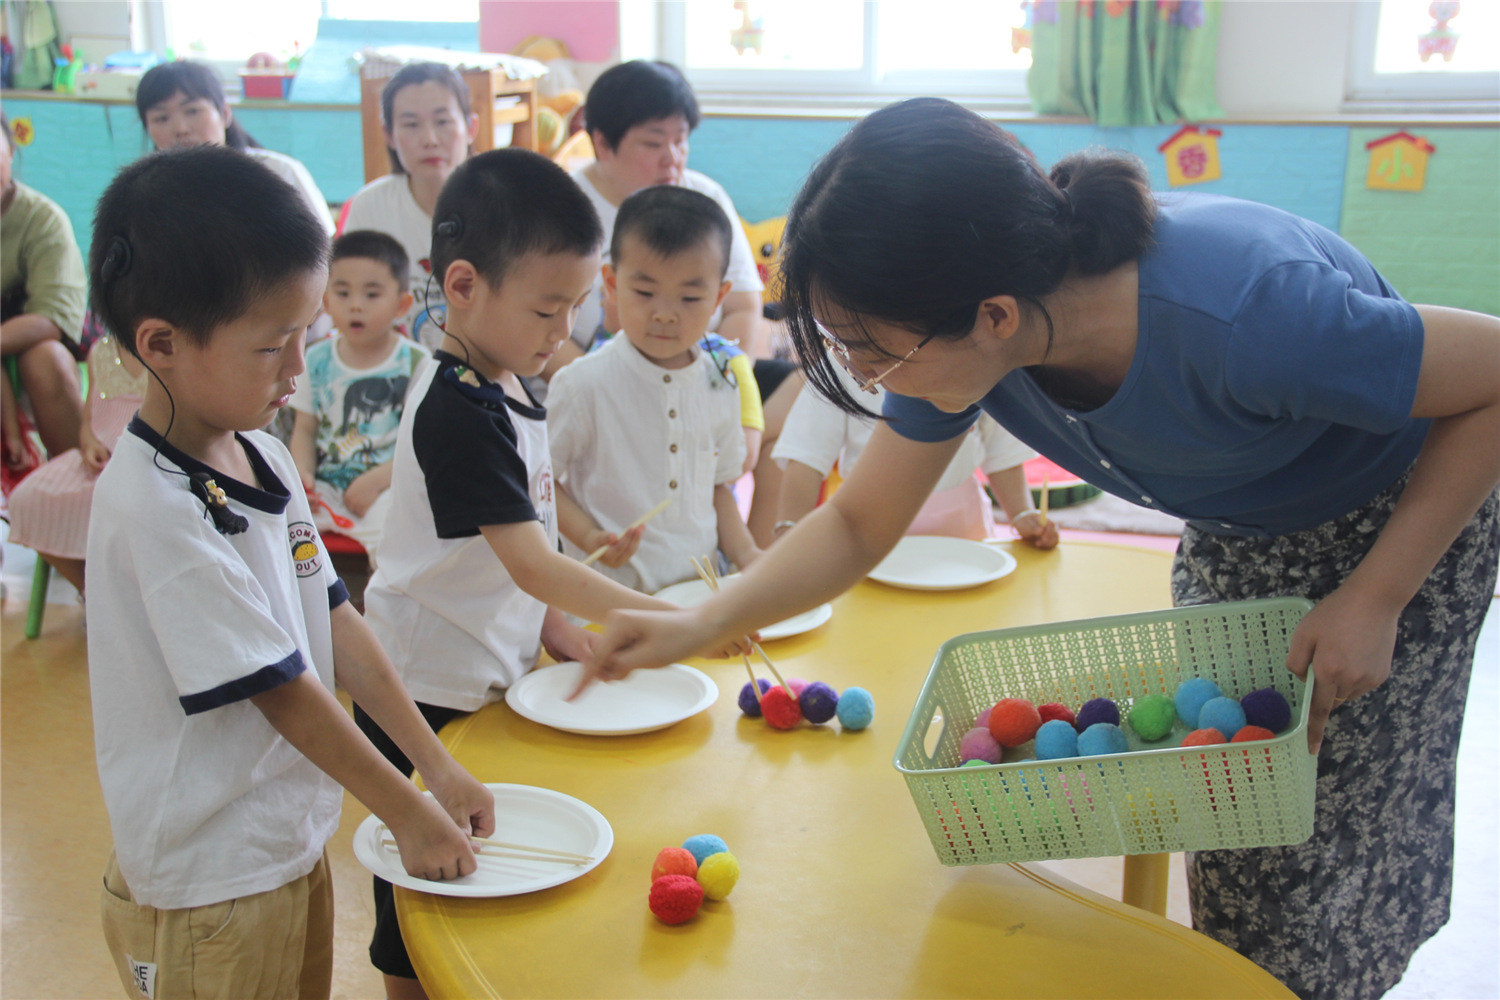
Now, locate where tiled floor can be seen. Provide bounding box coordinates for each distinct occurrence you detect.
[2,541,1495,999]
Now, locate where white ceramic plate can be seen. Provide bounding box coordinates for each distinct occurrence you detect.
[505,661,717,736]
[867,535,1019,591]
[654,576,834,641]
[352,783,612,898]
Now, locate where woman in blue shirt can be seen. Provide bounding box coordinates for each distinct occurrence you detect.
[584,99,1500,1000]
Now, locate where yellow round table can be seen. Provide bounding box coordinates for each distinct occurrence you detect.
[396,541,1293,998]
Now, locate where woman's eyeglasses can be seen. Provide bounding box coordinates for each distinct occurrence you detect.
[816,322,935,394]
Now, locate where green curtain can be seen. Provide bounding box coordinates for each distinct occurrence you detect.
[1027,0,1223,126]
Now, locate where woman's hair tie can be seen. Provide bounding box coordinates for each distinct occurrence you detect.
[100,235,134,283]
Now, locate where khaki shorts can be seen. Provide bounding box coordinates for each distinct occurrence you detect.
[99,850,333,1000]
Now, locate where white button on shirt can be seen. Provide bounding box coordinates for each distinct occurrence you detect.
[547,336,746,593]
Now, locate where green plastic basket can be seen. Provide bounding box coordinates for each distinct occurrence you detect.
[894,598,1318,866]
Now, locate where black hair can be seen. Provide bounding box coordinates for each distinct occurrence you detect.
[136,60,261,150]
[380,62,473,174]
[582,60,700,153]
[91,144,330,358]
[0,111,12,151]
[429,147,602,293]
[781,97,1157,417]
[611,186,732,278]
[331,229,411,291]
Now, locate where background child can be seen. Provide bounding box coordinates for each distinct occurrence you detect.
[548,185,759,593]
[7,333,147,594]
[360,148,691,995]
[86,145,492,998]
[339,62,478,348]
[773,355,1059,548]
[290,229,427,562]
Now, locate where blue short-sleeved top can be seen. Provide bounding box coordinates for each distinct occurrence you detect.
[883,194,1429,537]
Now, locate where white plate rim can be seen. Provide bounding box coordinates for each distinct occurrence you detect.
[866,535,1019,591]
[653,577,834,641]
[504,661,717,736]
[351,782,613,898]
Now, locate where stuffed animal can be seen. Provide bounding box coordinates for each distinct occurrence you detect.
[740,216,786,305]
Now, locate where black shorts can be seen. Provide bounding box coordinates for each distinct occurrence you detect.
[752,358,799,402]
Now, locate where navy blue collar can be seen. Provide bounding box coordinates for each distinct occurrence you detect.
[127,416,289,515]
[433,351,545,421]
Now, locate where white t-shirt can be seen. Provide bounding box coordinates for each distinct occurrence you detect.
[87,420,345,910]
[246,147,334,236]
[548,334,745,593]
[774,358,1036,492]
[569,167,764,350]
[364,352,558,711]
[340,174,446,349]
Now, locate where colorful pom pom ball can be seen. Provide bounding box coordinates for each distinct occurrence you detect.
[1231,725,1277,743]
[1182,728,1227,747]
[1127,694,1177,742]
[959,727,1003,764]
[785,678,809,697]
[960,758,988,767]
[836,687,875,730]
[1197,697,1247,741]
[651,847,698,882]
[974,705,993,730]
[1077,722,1128,756]
[799,682,840,724]
[1174,678,1222,729]
[681,834,729,865]
[696,851,740,901]
[649,874,704,924]
[760,686,803,730]
[1240,688,1292,733]
[1074,697,1120,732]
[1038,702,1077,727]
[988,698,1042,748]
[737,678,772,717]
[1034,719,1080,759]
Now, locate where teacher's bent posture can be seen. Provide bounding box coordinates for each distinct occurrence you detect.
[584,99,1500,1000]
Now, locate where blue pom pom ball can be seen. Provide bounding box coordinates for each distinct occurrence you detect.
[1077,723,1129,756]
[1035,719,1080,759]
[682,834,729,865]
[738,678,772,717]
[799,682,840,724]
[1197,697,1247,740]
[1174,678,1223,729]
[836,687,875,730]
[1075,698,1119,732]
[1240,687,1292,733]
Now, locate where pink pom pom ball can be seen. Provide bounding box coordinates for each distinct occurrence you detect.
[959,727,1003,764]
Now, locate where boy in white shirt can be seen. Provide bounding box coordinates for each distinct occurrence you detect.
[85,145,492,999]
[361,149,719,995]
[290,230,430,561]
[548,186,761,593]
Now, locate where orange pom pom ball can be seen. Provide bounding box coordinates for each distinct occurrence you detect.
[649,874,704,924]
[1230,725,1277,743]
[988,698,1042,748]
[1182,728,1228,747]
[761,686,803,730]
[652,847,698,882]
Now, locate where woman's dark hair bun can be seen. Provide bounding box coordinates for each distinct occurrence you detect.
[1049,150,1157,277]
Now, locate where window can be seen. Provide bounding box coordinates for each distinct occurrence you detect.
[654,0,1033,104]
[1348,0,1500,104]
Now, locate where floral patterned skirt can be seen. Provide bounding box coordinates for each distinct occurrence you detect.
[1171,471,1500,1000]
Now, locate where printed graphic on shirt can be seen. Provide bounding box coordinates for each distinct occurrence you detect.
[307,340,420,490]
[534,465,556,540]
[289,521,323,578]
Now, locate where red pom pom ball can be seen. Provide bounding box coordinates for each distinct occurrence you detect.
[761,686,803,730]
[1038,702,1077,727]
[649,874,704,924]
[1182,728,1228,747]
[988,698,1042,748]
[1230,725,1277,743]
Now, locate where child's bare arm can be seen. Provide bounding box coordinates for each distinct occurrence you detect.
[250,668,481,881]
[554,483,643,569]
[714,482,761,569]
[480,519,673,622]
[329,601,494,833]
[343,461,393,518]
[289,410,318,492]
[741,427,763,476]
[986,464,1057,550]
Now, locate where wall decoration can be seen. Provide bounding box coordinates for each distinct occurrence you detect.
[1418,1,1461,63]
[1158,125,1222,186]
[10,117,36,147]
[1365,130,1436,192]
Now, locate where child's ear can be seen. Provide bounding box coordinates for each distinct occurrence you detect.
[135,319,179,368]
[397,289,415,315]
[443,260,478,308]
[714,278,733,311]
[601,263,618,302]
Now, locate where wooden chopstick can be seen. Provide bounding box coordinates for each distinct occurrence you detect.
[1038,474,1050,526]
[582,498,672,565]
[695,556,795,696]
[380,838,591,865]
[469,836,594,861]
[690,556,764,705]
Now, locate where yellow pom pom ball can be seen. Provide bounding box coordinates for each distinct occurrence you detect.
[696,851,740,901]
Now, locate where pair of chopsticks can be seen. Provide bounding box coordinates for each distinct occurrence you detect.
[581,498,672,566]
[687,555,790,707]
[378,824,593,865]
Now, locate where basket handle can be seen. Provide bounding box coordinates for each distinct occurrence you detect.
[906,697,948,769]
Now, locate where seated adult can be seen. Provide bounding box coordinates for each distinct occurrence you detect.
[1,112,86,464]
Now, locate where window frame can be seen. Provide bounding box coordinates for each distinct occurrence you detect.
[1344,0,1500,106]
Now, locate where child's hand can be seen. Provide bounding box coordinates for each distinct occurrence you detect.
[300,470,317,494]
[424,765,497,843]
[541,608,595,664]
[81,438,112,472]
[586,524,644,569]
[342,469,387,518]
[384,793,481,882]
[1011,511,1060,550]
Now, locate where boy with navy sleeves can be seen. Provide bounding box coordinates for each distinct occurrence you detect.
[86,146,493,999]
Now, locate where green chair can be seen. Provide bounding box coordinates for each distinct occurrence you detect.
[3,355,62,639]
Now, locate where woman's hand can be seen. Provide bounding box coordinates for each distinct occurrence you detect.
[1011,511,1060,550]
[585,524,644,569]
[571,607,725,698]
[1285,581,1399,755]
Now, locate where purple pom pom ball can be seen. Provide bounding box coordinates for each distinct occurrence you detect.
[1075,697,1120,733]
[738,678,772,717]
[1240,687,1292,733]
[799,682,840,724]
